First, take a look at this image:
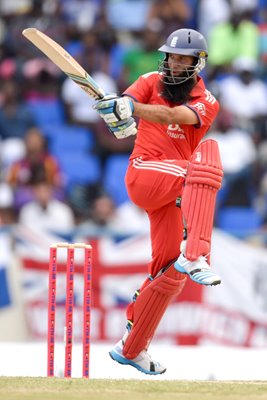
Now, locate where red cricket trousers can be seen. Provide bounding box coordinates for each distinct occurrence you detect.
[125,157,188,321]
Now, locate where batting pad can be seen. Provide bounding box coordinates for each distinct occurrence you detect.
[123,267,186,359]
[181,139,223,261]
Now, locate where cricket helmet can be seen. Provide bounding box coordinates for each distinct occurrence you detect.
[158,28,208,85]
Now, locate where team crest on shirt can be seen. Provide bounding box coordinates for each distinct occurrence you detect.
[192,102,206,116]
[166,124,185,139]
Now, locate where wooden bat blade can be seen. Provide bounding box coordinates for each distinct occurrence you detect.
[22,28,105,100]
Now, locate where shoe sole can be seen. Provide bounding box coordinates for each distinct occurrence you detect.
[174,263,221,286]
[109,350,166,375]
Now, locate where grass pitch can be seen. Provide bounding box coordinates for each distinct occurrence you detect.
[0,377,267,400]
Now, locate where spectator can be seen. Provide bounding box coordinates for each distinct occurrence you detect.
[105,0,151,32]
[216,57,267,137]
[208,8,259,78]
[148,0,191,37]
[209,107,257,207]
[74,183,149,235]
[77,188,120,234]
[0,79,35,140]
[59,0,101,32]
[0,137,26,179]
[0,59,17,80]
[93,14,127,81]
[0,182,15,225]
[79,192,150,236]
[1,0,65,63]
[0,0,32,16]
[121,26,163,86]
[61,29,118,128]
[61,71,117,128]
[112,201,150,235]
[63,21,125,80]
[19,180,75,234]
[196,0,231,39]
[7,127,63,210]
[22,58,61,101]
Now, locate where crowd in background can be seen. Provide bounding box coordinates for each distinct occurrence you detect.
[0,0,267,242]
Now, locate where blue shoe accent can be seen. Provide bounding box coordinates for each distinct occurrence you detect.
[174,262,187,274]
[174,258,221,286]
[109,348,166,375]
[175,240,221,286]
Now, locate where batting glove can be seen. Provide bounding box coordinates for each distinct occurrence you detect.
[94,95,134,123]
[107,117,137,139]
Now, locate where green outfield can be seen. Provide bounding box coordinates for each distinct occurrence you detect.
[0,378,266,400]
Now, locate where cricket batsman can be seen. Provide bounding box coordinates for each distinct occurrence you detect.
[94,28,223,375]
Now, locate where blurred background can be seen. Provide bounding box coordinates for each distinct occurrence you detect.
[1,0,267,379]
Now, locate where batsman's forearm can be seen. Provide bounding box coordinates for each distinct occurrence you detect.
[132,101,177,124]
[131,100,198,125]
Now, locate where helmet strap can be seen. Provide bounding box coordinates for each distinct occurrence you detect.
[195,57,206,74]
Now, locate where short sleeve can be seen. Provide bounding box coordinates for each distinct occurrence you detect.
[123,72,157,103]
[186,89,220,128]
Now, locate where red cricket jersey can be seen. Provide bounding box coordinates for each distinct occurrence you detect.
[124,72,219,161]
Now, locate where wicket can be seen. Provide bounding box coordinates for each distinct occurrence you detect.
[47,242,92,378]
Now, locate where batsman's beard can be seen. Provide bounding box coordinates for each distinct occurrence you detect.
[159,76,197,104]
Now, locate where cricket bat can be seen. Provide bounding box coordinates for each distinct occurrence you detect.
[22,28,106,100]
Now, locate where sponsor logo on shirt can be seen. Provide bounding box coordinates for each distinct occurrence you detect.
[192,102,206,115]
[167,124,186,139]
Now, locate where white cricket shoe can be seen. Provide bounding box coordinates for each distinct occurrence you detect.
[174,240,221,286]
[109,337,166,375]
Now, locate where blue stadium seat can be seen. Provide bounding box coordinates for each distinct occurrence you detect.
[216,206,263,237]
[103,154,130,205]
[43,125,95,155]
[59,153,101,188]
[26,99,65,127]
